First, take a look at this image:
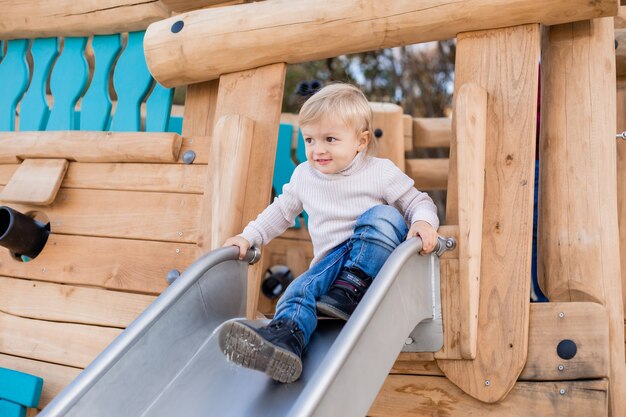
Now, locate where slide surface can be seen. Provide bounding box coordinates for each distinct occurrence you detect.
[40,238,441,417]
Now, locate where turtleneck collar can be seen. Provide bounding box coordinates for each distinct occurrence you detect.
[309,150,368,180]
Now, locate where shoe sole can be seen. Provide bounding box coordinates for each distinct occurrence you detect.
[316,301,350,321]
[218,320,302,383]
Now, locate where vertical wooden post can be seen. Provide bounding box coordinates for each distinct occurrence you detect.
[201,63,287,319]
[539,18,626,416]
[437,24,539,403]
[616,81,626,324]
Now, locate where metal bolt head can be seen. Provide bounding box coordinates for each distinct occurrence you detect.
[558,364,564,371]
[182,150,196,165]
[559,388,566,395]
[558,312,565,318]
[178,231,183,237]
[175,248,180,254]
[171,20,184,33]
[166,269,181,285]
[405,337,414,345]
[484,380,490,386]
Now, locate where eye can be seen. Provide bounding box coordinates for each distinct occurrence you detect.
[326,136,337,143]
[304,137,313,145]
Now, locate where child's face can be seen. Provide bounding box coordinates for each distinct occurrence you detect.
[301,117,369,174]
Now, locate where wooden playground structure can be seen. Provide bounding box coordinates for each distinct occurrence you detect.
[0,0,625,415]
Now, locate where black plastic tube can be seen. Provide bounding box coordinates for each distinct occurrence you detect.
[0,206,50,259]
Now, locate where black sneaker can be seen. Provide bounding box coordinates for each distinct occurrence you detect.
[316,267,372,320]
[218,318,305,383]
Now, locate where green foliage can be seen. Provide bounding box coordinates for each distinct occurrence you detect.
[283,40,456,118]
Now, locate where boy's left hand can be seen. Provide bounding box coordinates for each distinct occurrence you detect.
[407,220,438,255]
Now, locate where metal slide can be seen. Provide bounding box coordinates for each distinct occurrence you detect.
[39,237,446,417]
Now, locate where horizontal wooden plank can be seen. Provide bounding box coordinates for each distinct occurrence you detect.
[522,302,609,380]
[2,188,201,243]
[0,131,182,164]
[392,302,610,382]
[145,0,617,86]
[370,376,608,417]
[0,163,206,194]
[405,158,449,190]
[0,234,197,294]
[0,311,120,368]
[0,276,155,328]
[413,117,452,148]
[0,354,80,409]
[0,0,170,40]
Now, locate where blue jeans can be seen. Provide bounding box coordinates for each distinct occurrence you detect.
[273,205,408,344]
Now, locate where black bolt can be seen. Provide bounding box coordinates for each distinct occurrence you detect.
[171,20,185,34]
[556,339,577,360]
[374,128,383,138]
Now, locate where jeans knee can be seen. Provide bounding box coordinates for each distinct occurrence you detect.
[355,205,408,243]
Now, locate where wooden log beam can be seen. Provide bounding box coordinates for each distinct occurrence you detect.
[539,17,626,416]
[0,131,182,164]
[144,0,617,87]
[0,0,171,40]
[159,0,246,13]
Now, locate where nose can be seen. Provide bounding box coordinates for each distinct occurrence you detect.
[313,142,327,155]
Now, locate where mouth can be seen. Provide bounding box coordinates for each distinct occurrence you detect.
[315,158,332,165]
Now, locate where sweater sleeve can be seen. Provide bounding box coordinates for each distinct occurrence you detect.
[239,165,304,248]
[382,160,440,230]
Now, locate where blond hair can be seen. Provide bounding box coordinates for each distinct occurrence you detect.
[298,83,376,156]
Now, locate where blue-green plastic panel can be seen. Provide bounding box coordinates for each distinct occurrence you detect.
[168,115,183,135]
[0,367,43,408]
[146,82,174,132]
[0,400,25,417]
[47,37,89,130]
[110,31,153,132]
[296,129,307,163]
[81,34,122,131]
[0,39,30,131]
[19,38,59,131]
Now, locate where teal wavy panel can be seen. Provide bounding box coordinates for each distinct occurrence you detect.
[146,82,174,132]
[81,34,122,131]
[0,40,30,131]
[19,38,58,131]
[110,31,152,132]
[47,37,89,130]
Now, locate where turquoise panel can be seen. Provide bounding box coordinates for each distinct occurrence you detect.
[110,31,153,132]
[0,400,25,417]
[274,124,301,228]
[19,38,59,131]
[81,34,122,131]
[0,367,43,408]
[295,128,309,226]
[0,39,30,131]
[47,37,89,130]
[296,129,307,163]
[146,82,174,132]
[168,115,183,135]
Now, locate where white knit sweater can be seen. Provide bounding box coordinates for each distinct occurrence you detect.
[240,152,440,266]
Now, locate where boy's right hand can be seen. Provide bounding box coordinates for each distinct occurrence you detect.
[223,236,251,260]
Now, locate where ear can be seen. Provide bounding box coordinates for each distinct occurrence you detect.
[357,130,370,152]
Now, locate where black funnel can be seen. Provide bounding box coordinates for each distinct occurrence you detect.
[261,265,294,299]
[0,206,50,259]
